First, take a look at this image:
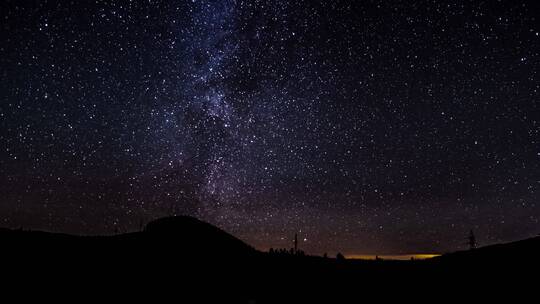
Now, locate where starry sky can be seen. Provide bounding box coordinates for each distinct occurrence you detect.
[0,0,538,255]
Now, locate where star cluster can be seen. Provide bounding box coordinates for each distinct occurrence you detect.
[0,0,538,255]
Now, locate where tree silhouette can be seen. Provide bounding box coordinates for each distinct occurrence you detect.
[468,229,477,250]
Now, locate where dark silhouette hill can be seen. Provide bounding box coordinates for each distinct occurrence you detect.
[143,216,255,256]
[435,235,540,263]
[0,216,257,261]
[0,217,537,302]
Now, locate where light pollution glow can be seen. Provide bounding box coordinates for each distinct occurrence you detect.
[345,254,441,260]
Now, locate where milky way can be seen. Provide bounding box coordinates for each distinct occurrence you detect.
[0,0,538,255]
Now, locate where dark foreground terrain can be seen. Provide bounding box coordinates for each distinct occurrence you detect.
[1,216,538,302]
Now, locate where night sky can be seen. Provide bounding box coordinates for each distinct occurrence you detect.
[1,0,538,256]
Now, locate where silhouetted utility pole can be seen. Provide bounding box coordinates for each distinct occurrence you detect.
[467,230,477,250]
[139,218,145,231]
[294,233,298,253]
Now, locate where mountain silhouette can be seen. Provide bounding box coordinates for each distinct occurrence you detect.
[440,235,539,260]
[0,217,537,302]
[143,215,256,257]
[431,235,540,270]
[0,216,256,261]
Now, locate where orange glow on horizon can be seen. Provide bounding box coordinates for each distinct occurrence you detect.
[345,254,440,260]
